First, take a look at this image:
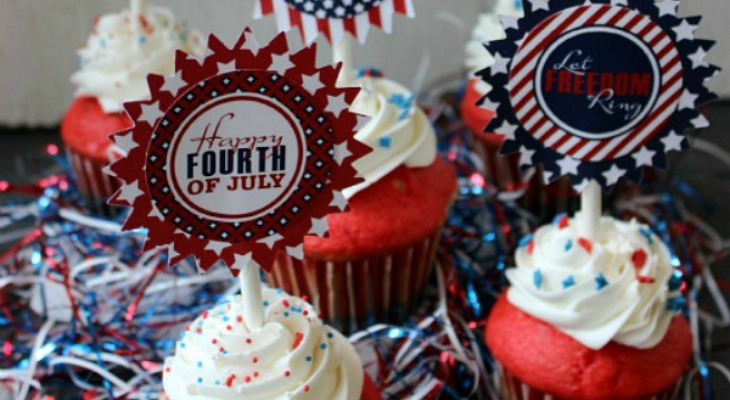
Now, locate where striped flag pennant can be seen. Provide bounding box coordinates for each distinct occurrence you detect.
[478,0,718,190]
[254,0,415,44]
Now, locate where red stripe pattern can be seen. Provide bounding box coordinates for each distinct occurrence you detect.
[509,4,683,162]
[268,229,441,333]
[67,148,120,217]
[254,0,414,44]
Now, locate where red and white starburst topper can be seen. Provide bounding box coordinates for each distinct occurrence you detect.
[107,28,369,273]
[253,0,414,45]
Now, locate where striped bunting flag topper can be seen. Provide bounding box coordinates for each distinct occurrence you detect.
[254,0,415,44]
[479,0,718,190]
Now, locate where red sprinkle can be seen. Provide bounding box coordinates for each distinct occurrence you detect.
[302,295,309,302]
[303,385,310,392]
[244,375,252,383]
[165,367,171,373]
[637,276,656,284]
[284,370,291,377]
[196,328,202,334]
[527,240,535,255]
[246,338,252,345]
[282,300,290,308]
[577,238,593,254]
[303,310,309,316]
[252,357,258,364]
[202,311,209,319]
[632,249,648,269]
[236,315,243,323]
[226,325,232,331]
[292,332,304,350]
[219,347,225,353]
[558,215,569,229]
[211,339,218,345]
[225,374,236,387]
[253,371,259,378]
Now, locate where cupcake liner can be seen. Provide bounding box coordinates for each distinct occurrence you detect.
[268,228,442,333]
[475,135,528,194]
[67,148,120,217]
[495,363,682,400]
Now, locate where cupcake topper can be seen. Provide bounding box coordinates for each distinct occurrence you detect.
[107,28,368,329]
[254,0,415,86]
[253,0,415,46]
[479,0,718,238]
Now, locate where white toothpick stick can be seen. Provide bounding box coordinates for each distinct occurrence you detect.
[239,261,265,331]
[131,0,147,40]
[334,36,353,86]
[579,180,601,241]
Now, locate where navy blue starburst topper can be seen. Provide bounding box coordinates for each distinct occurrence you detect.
[479,0,718,190]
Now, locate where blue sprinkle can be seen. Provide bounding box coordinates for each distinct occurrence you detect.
[138,35,148,44]
[379,137,392,149]
[639,228,654,245]
[668,270,684,291]
[276,288,283,294]
[320,343,327,350]
[595,273,609,290]
[215,380,221,386]
[562,276,576,289]
[197,377,203,383]
[518,234,534,249]
[564,239,573,252]
[30,251,42,265]
[222,316,229,322]
[483,232,496,242]
[263,301,270,307]
[667,296,687,312]
[356,67,384,78]
[283,312,290,317]
[197,361,203,368]
[327,333,334,339]
[179,342,186,348]
[533,270,542,289]
[389,94,415,120]
[552,213,568,225]
[306,356,312,362]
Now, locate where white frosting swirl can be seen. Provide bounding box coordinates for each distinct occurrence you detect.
[163,289,364,400]
[465,0,523,94]
[507,216,683,350]
[344,76,437,198]
[72,6,202,113]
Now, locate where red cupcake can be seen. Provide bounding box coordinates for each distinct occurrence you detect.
[462,1,527,193]
[268,75,457,332]
[61,5,201,215]
[486,216,691,399]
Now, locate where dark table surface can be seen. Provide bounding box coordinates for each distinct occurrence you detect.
[1,102,730,397]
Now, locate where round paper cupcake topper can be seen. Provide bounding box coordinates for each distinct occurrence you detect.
[480,0,718,189]
[108,28,368,272]
[254,0,415,44]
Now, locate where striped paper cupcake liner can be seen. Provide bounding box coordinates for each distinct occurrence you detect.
[67,148,120,217]
[495,363,682,400]
[268,229,442,333]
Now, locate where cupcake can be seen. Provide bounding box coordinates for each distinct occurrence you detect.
[486,216,691,400]
[268,74,457,333]
[62,5,201,216]
[162,288,382,400]
[462,0,525,192]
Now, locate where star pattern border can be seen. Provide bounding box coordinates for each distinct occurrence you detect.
[478,0,719,190]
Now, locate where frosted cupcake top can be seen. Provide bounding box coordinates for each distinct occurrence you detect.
[465,0,524,94]
[163,289,364,400]
[344,74,437,198]
[72,6,202,113]
[507,216,685,350]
